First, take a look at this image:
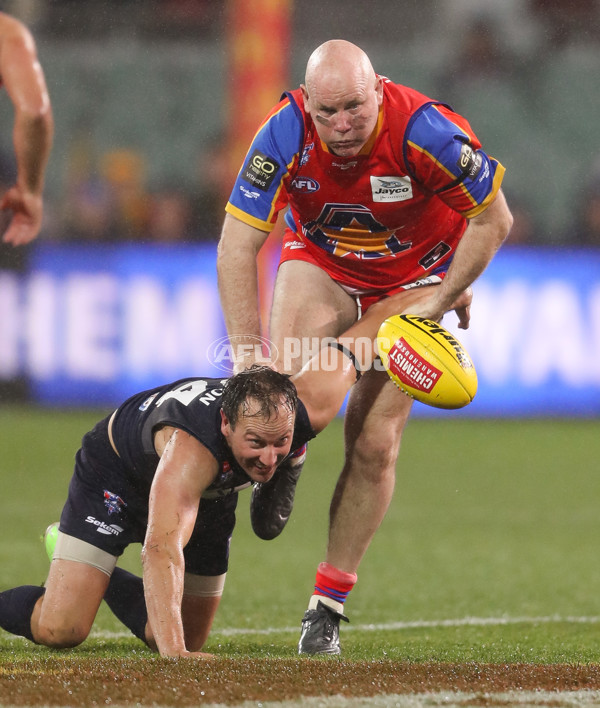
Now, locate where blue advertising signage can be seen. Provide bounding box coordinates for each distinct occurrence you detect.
[0,243,227,405]
[0,243,598,416]
[443,246,600,418]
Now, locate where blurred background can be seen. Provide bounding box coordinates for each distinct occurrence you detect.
[0,0,599,416]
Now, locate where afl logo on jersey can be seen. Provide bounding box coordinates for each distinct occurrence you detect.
[291,177,320,193]
[370,175,413,203]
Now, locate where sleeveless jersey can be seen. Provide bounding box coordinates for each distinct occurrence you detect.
[110,377,315,500]
[226,78,505,291]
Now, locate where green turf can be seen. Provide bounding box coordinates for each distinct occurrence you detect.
[1,406,600,663]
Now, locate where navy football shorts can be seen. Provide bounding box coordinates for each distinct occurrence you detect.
[58,415,238,576]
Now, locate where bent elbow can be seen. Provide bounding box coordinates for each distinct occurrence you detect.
[501,207,514,243]
[496,214,514,251]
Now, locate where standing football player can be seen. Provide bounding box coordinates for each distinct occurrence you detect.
[217,39,512,654]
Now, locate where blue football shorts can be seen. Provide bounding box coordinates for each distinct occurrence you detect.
[58,415,238,577]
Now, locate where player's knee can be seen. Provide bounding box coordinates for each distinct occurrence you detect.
[350,431,401,475]
[185,635,208,652]
[35,618,90,648]
[357,445,398,475]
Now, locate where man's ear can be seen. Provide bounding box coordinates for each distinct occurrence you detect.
[375,75,383,105]
[300,84,310,112]
[220,409,230,436]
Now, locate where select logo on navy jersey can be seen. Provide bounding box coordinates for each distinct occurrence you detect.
[291,177,319,193]
[457,143,483,179]
[85,516,123,536]
[370,175,413,202]
[243,150,280,191]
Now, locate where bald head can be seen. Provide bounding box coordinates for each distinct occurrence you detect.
[305,40,376,94]
[301,40,382,157]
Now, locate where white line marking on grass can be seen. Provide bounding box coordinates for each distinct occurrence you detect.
[197,690,600,707]
[88,614,600,640]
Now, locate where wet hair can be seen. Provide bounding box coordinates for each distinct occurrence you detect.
[221,365,298,428]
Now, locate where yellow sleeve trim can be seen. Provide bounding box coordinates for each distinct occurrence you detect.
[225,202,276,233]
[407,140,455,180]
[462,162,506,219]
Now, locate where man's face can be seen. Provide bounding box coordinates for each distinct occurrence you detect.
[302,74,382,157]
[220,399,295,482]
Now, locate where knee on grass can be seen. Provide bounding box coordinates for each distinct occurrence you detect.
[34,618,92,648]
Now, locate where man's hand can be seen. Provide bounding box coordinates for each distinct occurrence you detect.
[404,286,473,329]
[228,335,277,374]
[448,287,473,330]
[1,185,43,245]
[402,192,512,328]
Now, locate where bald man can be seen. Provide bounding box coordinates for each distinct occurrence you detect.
[0,11,53,246]
[218,40,512,654]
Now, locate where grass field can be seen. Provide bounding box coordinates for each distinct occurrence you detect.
[1,406,600,706]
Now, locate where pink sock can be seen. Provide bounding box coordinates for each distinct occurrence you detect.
[313,561,357,605]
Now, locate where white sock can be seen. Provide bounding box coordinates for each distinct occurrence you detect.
[308,594,344,614]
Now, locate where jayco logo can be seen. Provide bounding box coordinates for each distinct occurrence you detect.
[370,175,413,203]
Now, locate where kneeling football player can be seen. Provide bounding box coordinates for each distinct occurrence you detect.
[0,287,470,657]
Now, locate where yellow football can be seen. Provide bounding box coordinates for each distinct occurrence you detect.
[377,314,478,409]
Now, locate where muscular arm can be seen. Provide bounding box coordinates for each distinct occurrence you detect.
[408,189,513,325]
[217,213,270,371]
[292,274,478,432]
[142,427,218,658]
[0,13,53,246]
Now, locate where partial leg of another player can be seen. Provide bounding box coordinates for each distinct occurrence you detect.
[298,284,449,655]
[250,444,307,540]
[298,368,410,654]
[250,260,358,540]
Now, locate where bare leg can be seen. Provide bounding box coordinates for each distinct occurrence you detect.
[327,369,412,572]
[250,259,357,539]
[181,595,221,651]
[32,559,110,647]
[269,260,358,374]
[297,284,452,654]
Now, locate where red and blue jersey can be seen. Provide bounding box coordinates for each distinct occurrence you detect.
[226,78,505,292]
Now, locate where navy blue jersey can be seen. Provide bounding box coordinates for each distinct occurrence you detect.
[110,377,315,500]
